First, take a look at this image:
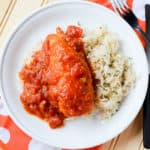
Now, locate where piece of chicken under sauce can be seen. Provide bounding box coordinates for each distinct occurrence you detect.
[19,26,95,128]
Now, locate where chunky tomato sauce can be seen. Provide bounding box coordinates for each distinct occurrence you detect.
[19,26,94,128]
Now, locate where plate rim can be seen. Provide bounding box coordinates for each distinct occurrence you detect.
[0,0,149,149]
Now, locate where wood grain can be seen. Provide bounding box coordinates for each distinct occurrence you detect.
[0,0,147,150]
[0,0,11,24]
[0,0,43,48]
[0,0,16,34]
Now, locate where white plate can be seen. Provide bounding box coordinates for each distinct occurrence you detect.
[0,1,148,149]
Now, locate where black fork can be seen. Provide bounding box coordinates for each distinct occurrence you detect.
[111,0,150,43]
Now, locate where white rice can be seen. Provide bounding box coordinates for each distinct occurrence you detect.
[83,25,135,118]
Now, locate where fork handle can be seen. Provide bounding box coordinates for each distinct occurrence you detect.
[144,74,150,148]
[135,25,150,43]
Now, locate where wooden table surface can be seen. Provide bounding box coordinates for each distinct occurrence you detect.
[0,0,148,150]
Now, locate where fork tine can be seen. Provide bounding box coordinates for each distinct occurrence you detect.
[113,0,124,15]
[116,0,127,12]
[123,0,130,9]
[110,0,120,15]
[116,0,130,13]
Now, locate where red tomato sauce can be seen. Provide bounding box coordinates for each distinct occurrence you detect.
[19,26,94,129]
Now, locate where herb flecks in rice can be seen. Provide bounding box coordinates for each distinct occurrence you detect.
[83,25,135,119]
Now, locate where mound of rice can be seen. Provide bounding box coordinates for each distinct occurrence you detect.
[83,26,135,118]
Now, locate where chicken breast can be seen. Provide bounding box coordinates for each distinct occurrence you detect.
[42,26,95,117]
